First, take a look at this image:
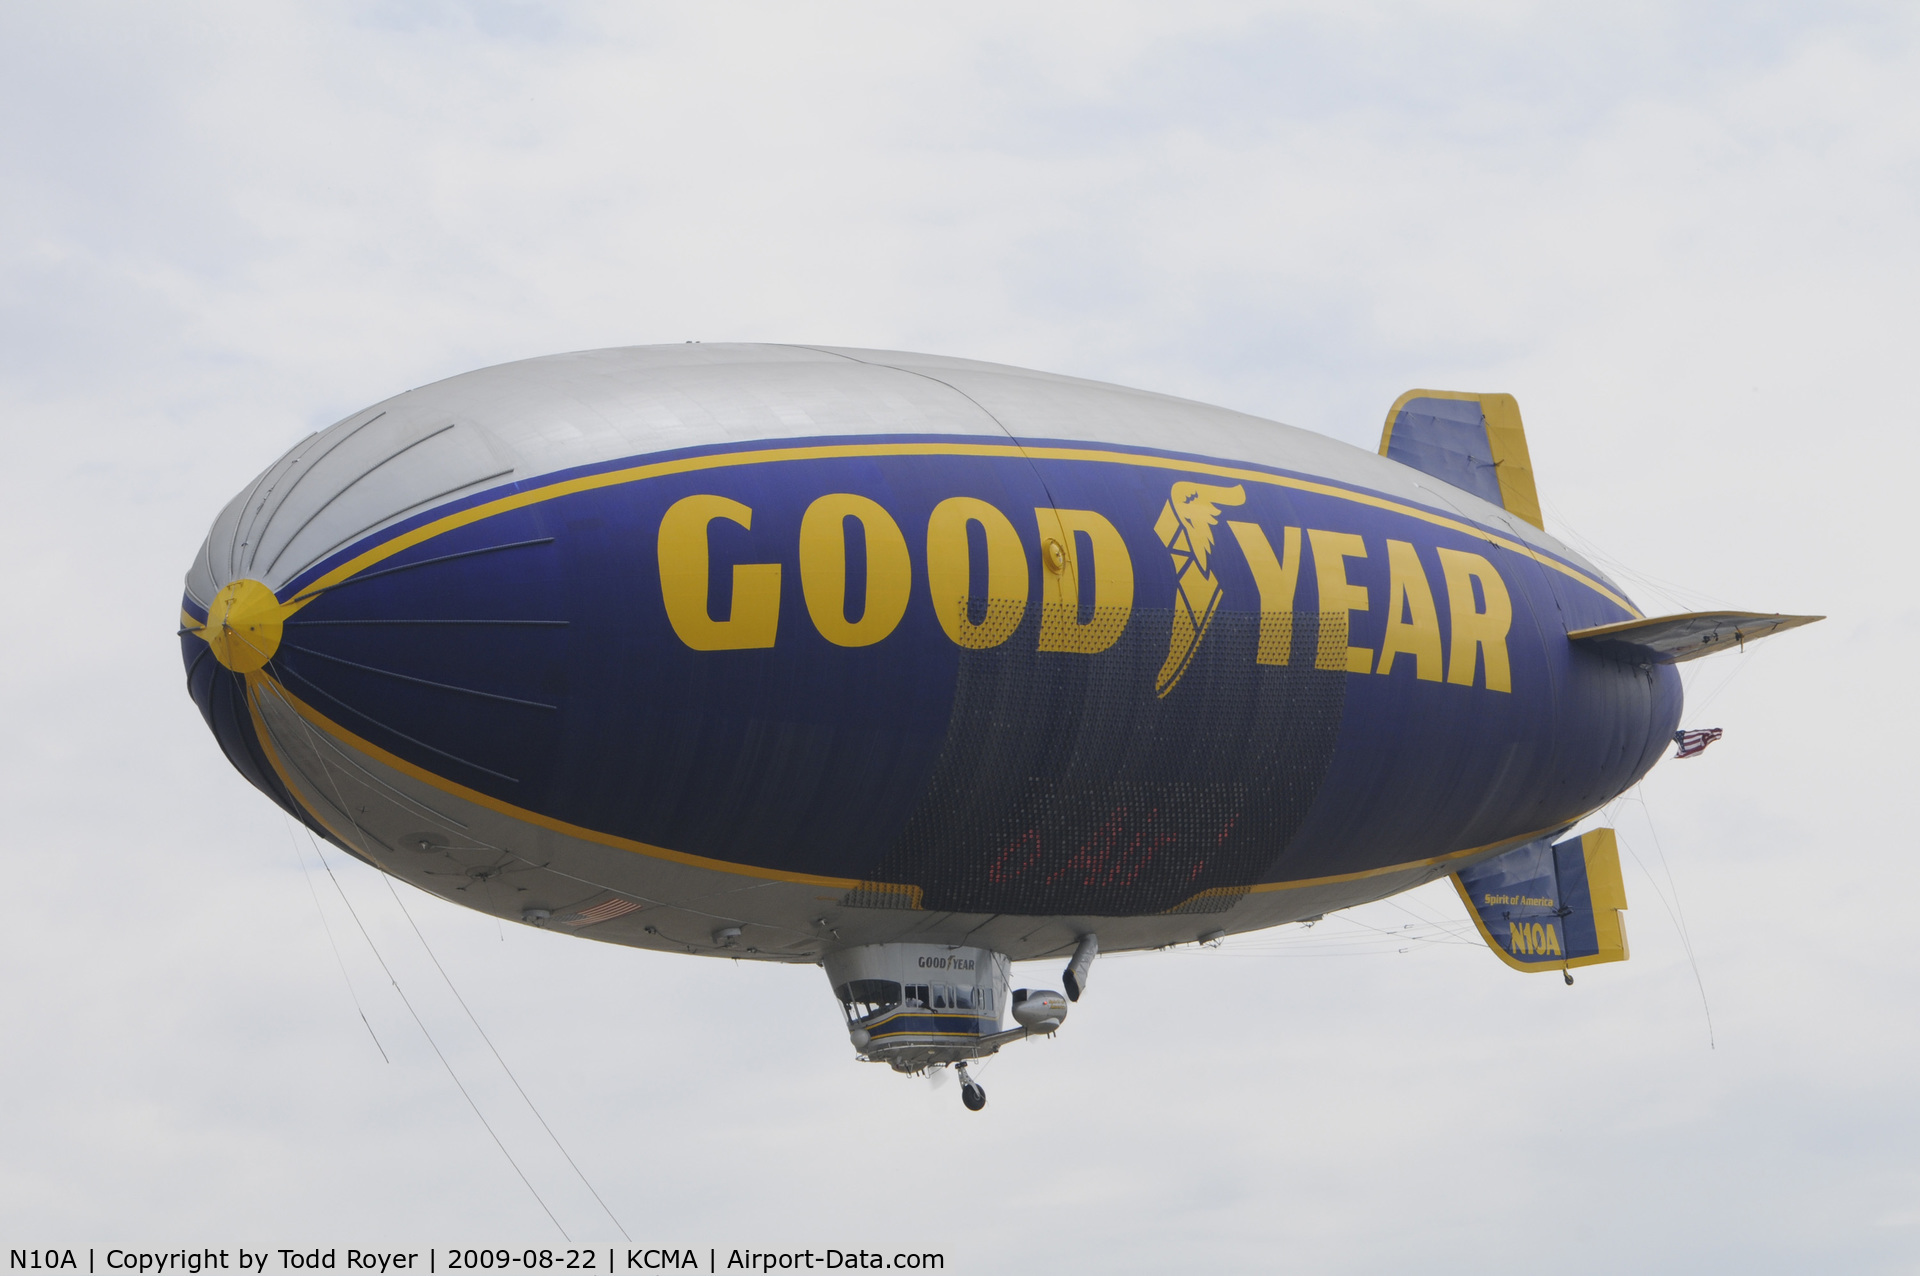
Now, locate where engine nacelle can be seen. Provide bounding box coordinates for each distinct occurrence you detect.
[1011,988,1068,1033]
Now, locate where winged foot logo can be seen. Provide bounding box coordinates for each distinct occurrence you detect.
[1153,482,1247,697]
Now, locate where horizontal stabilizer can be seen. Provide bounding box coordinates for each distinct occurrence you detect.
[1453,829,1628,974]
[1379,390,1543,529]
[1568,611,1822,664]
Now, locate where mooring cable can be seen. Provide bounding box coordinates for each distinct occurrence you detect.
[280,815,390,1063]
[252,681,572,1238]
[378,875,632,1241]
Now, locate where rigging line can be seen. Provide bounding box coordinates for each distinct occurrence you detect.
[1218,941,1437,956]
[256,669,811,946]
[284,619,570,628]
[1619,830,1717,1051]
[1171,941,1443,959]
[1169,936,1389,956]
[224,457,283,580]
[287,538,555,606]
[1321,913,1479,947]
[378,876,632,1242]
[1381,898,1478,943]
[269,663,521,783]
[302,828,571,1239]
[1627,788,1715,1048]
[1530,501,1652,586]
[1166,918,1459,953]
[255,685,566,1232]
[281,643,557,711]
[281,468,519,586]
[271,696,572,1240]
[261,423,460,578]
[280,815,390,1063]
[1384,879,1479,926]
[1685,644,1766,718]
[1537,494,1736,612]
[251,679,473,831]
[1613,801,1716,1051]
[783,345,1065,509]
[199,516,222,597]
[1596,788,1636,828]
[1619,790,1700,953]
[244,411,388,574]
[235,436,324,576]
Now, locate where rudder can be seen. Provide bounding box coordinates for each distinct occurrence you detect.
[1453,829,1629,973]
[1380,390,1543,529]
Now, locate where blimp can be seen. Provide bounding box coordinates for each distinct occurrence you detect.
[180,344,1817,1111]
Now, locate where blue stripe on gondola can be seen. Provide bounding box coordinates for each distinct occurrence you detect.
[863,1013,993,1038]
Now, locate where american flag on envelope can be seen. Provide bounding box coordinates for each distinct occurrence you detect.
[1673,728,1724,759]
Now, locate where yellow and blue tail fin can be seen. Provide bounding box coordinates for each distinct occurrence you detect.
[1568,611,1822,663]
[1380,390,1544,529]
[1453,829,1628,974]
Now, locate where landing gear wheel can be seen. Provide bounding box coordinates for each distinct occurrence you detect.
[956,1061,987,1111]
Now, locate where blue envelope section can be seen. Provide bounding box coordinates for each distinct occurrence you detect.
[1453,829,1630,972]
[183,434,1681,917]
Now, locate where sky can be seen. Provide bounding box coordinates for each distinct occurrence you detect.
[2,2,1915,1270]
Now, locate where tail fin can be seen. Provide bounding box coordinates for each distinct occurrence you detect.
[1454,829,1629,974]
[1380,390,1543,529]
[1568,611,1823,664]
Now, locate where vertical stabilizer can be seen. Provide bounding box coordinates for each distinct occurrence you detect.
[1380,391,1544,529]
[1453,829,1629,973]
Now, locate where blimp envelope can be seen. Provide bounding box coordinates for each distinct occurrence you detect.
[178,343,1809,974]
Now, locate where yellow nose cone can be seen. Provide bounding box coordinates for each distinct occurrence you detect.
[202,579,287,672]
